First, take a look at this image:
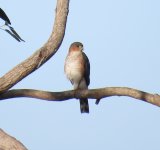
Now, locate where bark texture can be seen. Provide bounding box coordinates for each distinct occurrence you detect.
[0,129,27,150]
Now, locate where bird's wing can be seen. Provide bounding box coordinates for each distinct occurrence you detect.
[82,52,90,86]
[4,29,21,42]
[9,26,25,42]
[0,8,11,24]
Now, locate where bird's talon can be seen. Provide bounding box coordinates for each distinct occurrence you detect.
[74,89,79,99]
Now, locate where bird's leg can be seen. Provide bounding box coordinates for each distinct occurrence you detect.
[74,89,78,99]
[73,81,82,99]
[74,86,79,99]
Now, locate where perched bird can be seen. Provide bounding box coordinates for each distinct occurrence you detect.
[0,8,24,42]
[64,42,90,113]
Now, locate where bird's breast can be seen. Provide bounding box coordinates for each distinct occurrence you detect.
[65,52,84,82]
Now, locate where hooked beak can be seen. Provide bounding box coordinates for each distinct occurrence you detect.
[80,46,84,51]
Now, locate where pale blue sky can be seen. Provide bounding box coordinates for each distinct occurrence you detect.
[0,0,160,150]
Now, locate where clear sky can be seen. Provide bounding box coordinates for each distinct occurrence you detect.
[0,0,160,149]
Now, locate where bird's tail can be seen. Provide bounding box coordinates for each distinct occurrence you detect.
[0,24,25,42]
[80,98,89,113]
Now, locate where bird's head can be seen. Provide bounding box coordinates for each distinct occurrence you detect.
[69,42,84,52]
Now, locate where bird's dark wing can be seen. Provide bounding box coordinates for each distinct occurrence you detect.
[82,52,90,86]
[9,26,25,42]
[0,8,11,24]
[4,29,21,42]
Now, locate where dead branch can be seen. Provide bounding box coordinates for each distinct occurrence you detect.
[0,87,160,107]
[0,0,69,94]
[0,0,70,149]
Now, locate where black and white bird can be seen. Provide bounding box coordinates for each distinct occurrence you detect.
[0,8,24,42]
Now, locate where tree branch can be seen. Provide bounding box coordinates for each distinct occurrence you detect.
[0,87,160,107]
[0,0,69,94]
[0,129,27,150]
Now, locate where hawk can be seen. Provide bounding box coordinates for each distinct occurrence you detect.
[65,42,90,113]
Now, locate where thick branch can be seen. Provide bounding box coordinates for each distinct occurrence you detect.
[0,87,160,107]
[0,0,69,94]
[0,129,27,150]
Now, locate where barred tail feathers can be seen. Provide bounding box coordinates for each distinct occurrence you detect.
[80,98,89,113]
